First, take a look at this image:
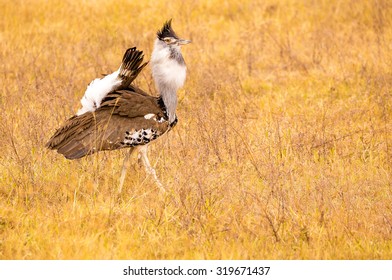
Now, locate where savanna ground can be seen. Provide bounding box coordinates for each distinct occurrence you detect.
[0,0,391,259]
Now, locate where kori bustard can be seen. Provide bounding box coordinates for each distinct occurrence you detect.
[46,20,190,192]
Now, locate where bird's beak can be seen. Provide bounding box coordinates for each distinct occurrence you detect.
[177,39,191,45]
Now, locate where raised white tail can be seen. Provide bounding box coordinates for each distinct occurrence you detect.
[77,69,121,116]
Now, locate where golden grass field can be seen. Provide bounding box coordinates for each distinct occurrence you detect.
[0,0,391,259]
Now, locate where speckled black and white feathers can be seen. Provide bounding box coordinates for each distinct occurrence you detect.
[123,128,159,147]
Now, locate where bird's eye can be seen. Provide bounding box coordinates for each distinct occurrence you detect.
[164,38,171,43]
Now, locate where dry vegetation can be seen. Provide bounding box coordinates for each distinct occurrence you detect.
[0,0,391,259]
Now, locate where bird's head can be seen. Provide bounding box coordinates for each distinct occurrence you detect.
[157,19,191,46]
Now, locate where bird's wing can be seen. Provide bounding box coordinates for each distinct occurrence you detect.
[77,47,148,115]
[46,91,170,159]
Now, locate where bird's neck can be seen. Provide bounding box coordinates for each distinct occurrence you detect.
[158,84,178,123]
[151,39,186,123]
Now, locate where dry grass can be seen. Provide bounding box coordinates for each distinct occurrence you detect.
[0,0,391,259]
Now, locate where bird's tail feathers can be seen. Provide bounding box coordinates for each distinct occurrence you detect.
[119,47,148,88]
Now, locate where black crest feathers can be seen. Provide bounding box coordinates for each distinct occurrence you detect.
[157,19,178,40]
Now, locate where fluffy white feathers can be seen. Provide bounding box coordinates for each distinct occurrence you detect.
[151,39,187,123]
[77,69,121,116]
[151,39,187,91]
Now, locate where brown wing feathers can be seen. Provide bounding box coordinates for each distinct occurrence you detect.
[46,112,96,159]
[101,91,163,118]
[46,47,168,160]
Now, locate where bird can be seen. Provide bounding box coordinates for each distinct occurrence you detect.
[46,20,191,193]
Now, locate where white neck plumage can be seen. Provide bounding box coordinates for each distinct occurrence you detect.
[151,39,187,123]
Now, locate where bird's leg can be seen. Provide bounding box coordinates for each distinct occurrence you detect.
[138,145,165,192]
[118,148,134,194]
